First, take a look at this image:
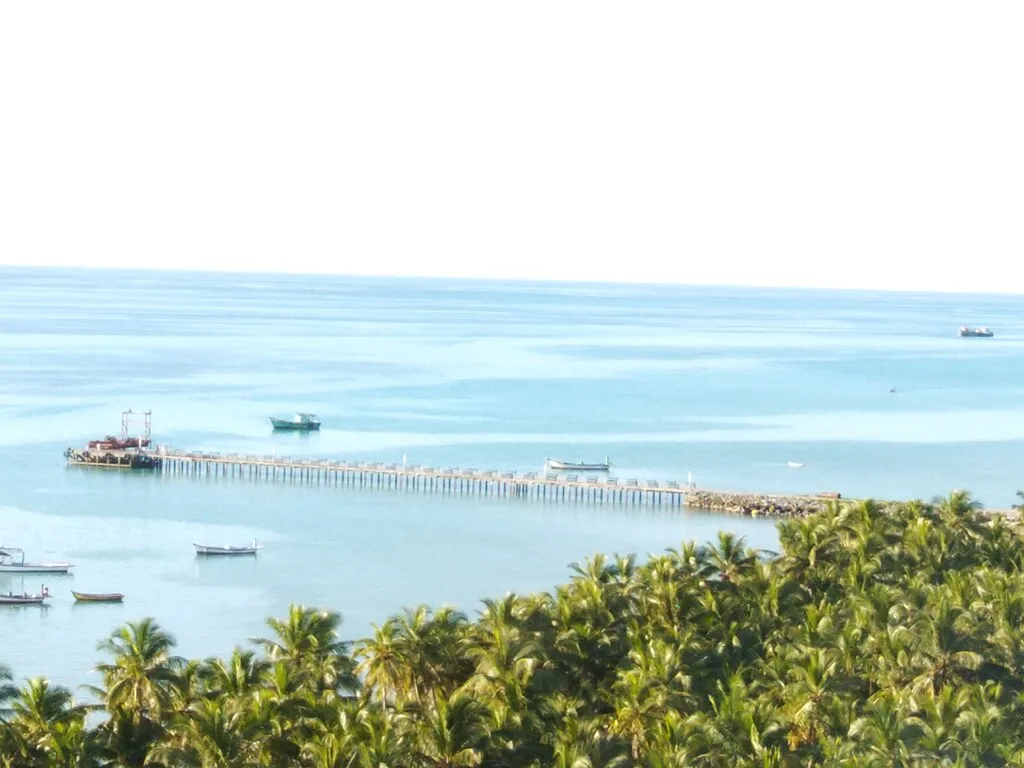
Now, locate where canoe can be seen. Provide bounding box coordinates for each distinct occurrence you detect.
[71,591,125,603]
[194,540,262,556]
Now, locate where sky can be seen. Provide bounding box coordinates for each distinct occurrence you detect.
[0,2,1022,294]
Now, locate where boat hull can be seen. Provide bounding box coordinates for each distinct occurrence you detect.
[269,419,321,431]
[72,591,124,603]
[0,563,73,574]
[0,596,46,605]
[546,461,611,472]
[194,544,261,556]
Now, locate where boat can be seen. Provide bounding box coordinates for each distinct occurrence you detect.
[545,457,611,472]
[787,461,806,469]
[194,539,262,556]
[0,586,50,606]
[87,435,152,450]
[0,547,73,574]
[269,413,321,431]
[71,591,125,603]
[960,326,994,338]
[65,409,162,470]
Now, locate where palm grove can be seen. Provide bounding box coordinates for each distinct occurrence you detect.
[4,491,1024,767]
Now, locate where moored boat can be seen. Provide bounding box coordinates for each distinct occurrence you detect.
[71,591,125,603]
[0,547,73,574]
[960,325,994,337]
[0,586,51,606]
[194,539,262,556]
[545,457,611,472]
[270,413,321,431]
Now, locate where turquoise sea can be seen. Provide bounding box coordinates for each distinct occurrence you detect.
[1,266,1022,690]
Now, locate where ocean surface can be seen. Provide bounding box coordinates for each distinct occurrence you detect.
[0,266,1022,692]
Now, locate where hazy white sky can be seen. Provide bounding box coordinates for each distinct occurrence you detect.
[1,2,1021,293]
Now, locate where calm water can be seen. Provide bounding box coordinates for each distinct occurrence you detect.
[1,267,1022,690]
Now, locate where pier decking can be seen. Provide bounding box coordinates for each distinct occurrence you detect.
[154,450,690,506]
[62,449,838,515]
[65,448,1015,518]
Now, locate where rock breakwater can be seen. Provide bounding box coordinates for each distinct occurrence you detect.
[685,489,839,518]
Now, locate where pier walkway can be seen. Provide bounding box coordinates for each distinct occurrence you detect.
[155,449,690,506]
[68,448,1016,518]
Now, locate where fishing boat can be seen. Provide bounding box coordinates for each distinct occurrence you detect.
[269,413,321,431]
[0,547,73,574]
[545,457,611,472]
[0,586,50,606]
[194,539,262,556]
[960,326,994,338]
[71,591,125,603]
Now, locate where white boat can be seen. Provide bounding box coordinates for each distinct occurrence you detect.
[0,585,51,606]
[545,457,611,472]
[0,547,73,574]
[787,461,806,469]
[194,539,262,556]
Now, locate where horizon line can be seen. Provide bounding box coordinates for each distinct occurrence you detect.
[1,262,1021,299]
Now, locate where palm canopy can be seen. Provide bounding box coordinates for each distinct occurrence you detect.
[5,489,1024,766]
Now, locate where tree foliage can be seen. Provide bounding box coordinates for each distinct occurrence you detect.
[4,491,1024,766]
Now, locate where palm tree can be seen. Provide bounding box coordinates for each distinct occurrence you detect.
[148,696,260,768]
[199,648,269,699]
[464,598,542,729]
[92,618,183,720]
[255,604,358,698]
[4,677,95,768]
[330,700,411,768]
[0,664,16,706]
[707,532,758,585]
[354,618,407,709]
[360,605,471,707]
[908,599,984,695]
[90,618,183,767]
[846,692,924,767]
[548,708,630,768]
[408,689,491,767]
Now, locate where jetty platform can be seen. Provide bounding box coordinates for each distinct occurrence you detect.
[63,447,1019,518]
[64,447,857,516]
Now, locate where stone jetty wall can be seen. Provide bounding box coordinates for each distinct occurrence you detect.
[685,489,841,518]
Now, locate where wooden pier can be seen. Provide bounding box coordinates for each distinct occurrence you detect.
[70,448,1012,519]
[154,450,690,507]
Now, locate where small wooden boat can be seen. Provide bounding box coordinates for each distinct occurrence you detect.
[269,413,321,431]
[71,591,125,603]
[0,586,51,606]
[0,547,73,574]
[194,539,262,556]
[545,457,611,472]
